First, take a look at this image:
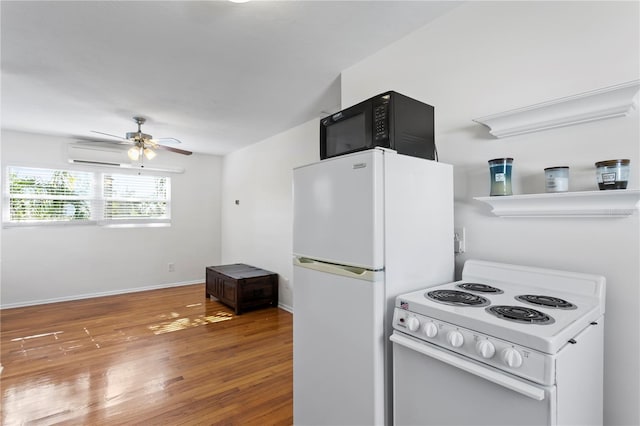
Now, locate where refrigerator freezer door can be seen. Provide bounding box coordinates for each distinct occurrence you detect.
[293,263,385,426]
[293,150,384,270]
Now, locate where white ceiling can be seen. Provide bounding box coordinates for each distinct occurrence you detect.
[1,1,459,156]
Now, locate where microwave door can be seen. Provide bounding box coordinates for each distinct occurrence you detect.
[325,112,366,157]
[322,102,373,159]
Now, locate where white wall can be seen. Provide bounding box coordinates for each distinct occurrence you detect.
[1,129,223,307]
[341,2,639,425]
[0,131,2,310]
[220,119,318,311]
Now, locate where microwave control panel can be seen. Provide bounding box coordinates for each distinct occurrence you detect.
[373,101,389,141]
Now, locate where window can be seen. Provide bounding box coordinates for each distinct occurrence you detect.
[7,166,94,223]
[5,166,171,227]
[102,173,170,224]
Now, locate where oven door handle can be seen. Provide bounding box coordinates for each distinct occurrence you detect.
[390,333,546,401]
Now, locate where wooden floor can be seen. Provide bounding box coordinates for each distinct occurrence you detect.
[0,284,293,425]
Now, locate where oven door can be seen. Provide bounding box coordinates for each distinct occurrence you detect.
[391,332,556,426]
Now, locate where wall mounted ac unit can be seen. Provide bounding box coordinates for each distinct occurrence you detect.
[67,143,184,173]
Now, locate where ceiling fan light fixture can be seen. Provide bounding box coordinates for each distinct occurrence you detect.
[128,146,141,161]
[87,116,192,159]
[143,147,157,160]
[126,131,152,141]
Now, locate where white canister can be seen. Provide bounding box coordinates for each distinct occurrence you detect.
[544,167,569,193]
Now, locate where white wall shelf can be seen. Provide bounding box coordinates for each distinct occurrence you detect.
[474,190,640,217]
[473,80,640,138]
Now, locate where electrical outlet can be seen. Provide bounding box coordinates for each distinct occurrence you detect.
[454,227,466,254]
[168,262,175,272]
[283,277,292,291]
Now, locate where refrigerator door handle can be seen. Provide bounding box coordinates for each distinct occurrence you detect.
[293,256,381,282]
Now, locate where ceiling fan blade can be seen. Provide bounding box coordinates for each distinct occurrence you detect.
[154,137,182,145]
[81,118,189,156]
[91,130,130,141]
[72,135,134,145]
[156,144,193,155]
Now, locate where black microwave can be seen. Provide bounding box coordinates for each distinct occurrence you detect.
[320,91,435,160]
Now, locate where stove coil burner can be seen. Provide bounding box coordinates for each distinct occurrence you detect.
[516,294,577,310]
[456,282,504,294]
[486,305,555,325]
[426,289,490,307]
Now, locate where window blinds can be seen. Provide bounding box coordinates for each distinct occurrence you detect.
[102,173,170,223]
[7,166,94,222]
[6,166,171,226]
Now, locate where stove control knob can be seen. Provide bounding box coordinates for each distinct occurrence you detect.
[423,322,438,338]
[502,348,523,368]
[407,317,420,332]
[447,330,464,348]
[476,340,496,359]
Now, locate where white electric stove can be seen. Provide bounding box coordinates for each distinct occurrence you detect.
[391,259,606,426]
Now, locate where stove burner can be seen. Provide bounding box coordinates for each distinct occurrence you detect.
[456,282,503,294]
[486,305,555,325]
[516,294,577,310]
[426,289,490,307]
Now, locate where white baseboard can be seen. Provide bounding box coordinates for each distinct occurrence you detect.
[1,282,297,314]
[278,303,293,313]
[0,280,202,310]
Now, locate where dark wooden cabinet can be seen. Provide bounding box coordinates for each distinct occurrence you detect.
[205,264,278,314]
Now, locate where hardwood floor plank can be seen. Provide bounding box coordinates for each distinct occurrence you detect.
[1,284,293,425]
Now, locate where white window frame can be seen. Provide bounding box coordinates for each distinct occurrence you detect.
[4,166,96,227]
[3,166,171,228]
[99,172,171,227]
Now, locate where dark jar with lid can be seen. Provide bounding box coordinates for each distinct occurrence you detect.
[595,159,630,190]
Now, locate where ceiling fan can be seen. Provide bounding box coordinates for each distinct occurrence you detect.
[79,116,192,161]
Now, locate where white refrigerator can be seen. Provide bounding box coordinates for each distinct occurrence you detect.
[293,148,454,425]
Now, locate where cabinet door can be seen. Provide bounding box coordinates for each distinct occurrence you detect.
[221,279,237,303]
[206,269,216,296]
[214,277,223,298]
[241,277,274,300]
